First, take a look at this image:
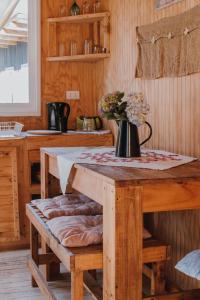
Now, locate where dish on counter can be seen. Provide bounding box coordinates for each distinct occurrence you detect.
[27,130,62,135]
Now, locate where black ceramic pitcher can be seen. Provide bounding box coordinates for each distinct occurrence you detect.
[115,120,152,158]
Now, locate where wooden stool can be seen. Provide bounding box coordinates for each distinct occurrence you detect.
[26,203,174,300]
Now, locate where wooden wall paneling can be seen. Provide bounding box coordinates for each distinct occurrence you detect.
[98,0,200,289]
[47,22,57,57]
[41,0,100,129]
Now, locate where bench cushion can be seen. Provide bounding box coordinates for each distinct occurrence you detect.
[32,194,103,219]
[47,215,103,247]
[47,215,152,248]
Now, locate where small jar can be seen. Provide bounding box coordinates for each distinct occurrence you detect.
[70,40,78,56]
[83,117,96,131]
[93,44,101,54]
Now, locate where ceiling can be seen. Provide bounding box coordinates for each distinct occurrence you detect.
[0,0,27,48]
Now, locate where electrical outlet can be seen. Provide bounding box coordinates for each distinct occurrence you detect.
[66,91,80,100]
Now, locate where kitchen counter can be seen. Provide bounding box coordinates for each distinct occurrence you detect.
[0,130,111,139]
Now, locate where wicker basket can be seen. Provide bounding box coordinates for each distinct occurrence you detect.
[0,122,24,137]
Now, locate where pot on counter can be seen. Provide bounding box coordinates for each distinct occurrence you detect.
[76,116,103,131]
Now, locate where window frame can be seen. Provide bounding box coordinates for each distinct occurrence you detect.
[0,0,41,117]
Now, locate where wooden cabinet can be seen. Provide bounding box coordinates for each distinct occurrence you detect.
[0,148,20,242]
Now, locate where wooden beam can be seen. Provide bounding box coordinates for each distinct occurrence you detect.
[12,20,28,29]
[38,253,60,265]
[27,259,57,300]
[0,43,17,47]
[30,223,39,287]
[0,33,27,39]
[0,35,27,42]
[0,40,17,46]
[71,271,84,300]
[3,28,28,36]
[0,0,20,30]
[83,272,102,300]
[144,289,200,300]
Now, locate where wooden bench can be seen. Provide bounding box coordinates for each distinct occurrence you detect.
[26,203,176,300]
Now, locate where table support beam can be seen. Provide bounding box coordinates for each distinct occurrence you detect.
[103,184,143,300]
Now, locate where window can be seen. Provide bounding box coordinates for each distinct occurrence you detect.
[0,0,40,116]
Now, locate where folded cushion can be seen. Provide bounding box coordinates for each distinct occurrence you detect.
[175,250,200,280]
[32,194,103,219]
[47,215,152,248]
[47,215,103,247]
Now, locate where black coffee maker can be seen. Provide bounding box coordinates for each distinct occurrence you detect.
[47,102,70,132]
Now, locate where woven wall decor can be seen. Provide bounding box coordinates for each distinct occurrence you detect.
[135,5,200,79]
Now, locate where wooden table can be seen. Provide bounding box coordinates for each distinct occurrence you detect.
[41,148,200,300]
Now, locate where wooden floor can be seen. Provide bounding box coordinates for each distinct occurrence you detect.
[0,250,93,300]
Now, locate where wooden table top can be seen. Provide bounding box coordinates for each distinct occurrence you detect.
[42,148,200,185]
[74,160,200,184]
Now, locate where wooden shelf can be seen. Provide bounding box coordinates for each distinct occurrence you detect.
[47,11,110,63]
[47,53,110,63]
[47,12,110,24]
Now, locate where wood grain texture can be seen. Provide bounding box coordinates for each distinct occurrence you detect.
[0,147,20,243]
[98,0,200,290]
[71,271,84,300]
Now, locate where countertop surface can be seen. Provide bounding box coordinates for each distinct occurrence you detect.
[0,130,111,140]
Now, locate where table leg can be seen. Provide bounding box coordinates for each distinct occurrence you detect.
[103,184,143,300]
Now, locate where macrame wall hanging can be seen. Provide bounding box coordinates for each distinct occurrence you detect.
[135,5,200,79]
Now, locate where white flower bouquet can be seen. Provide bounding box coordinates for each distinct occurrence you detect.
[99,92,150,127]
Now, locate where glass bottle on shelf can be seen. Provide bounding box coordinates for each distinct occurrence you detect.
[59,4,67,17]
[93,0,101,13]
[82,1,90,14]
[83,117,96,131]
[70,40,78,56]
[84,39,93,54]
[70,0,81,16]
[93,44,101,53]
[59,43,65,56]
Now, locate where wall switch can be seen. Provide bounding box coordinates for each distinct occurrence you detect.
[66,91,80,100]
